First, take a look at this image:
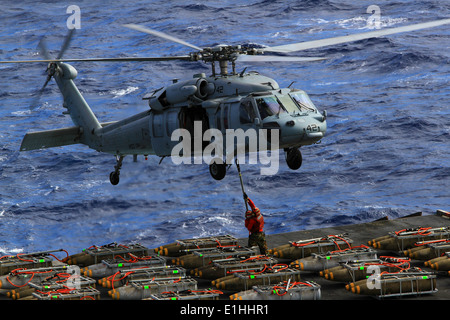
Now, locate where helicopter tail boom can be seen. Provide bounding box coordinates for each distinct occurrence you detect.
[52,62,102,149]
[20,62,103,153]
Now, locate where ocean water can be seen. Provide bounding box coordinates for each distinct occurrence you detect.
[0,0,448,256]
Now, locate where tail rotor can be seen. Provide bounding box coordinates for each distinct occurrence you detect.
[30,29,75,110]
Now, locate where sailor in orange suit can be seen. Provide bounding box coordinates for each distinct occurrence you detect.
[244,193,268,255]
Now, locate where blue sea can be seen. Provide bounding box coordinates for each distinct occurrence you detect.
[0,0,448,256]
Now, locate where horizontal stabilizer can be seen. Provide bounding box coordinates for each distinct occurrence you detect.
[20,126,82,151]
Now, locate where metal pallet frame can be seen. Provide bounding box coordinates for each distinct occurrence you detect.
[253,280,321,300]
[193,246,259,265]
[310,247,378,270]
[213,256,279,277]
[116,265,187,283]
[340,258,406,283]
[235,267,302,291]
[83,243,149,265]
[130,277,198,293]
[375,271,438,299]
[289,234,354,257]
[176,235,238,253]
[32,286,100,300]
[28,275,96,291]
[0,249,65,275]
[391,227,450,251]
[149,290,220,300]
[102,255,166,270]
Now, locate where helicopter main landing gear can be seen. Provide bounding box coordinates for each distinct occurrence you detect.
[285,147,302,170]
[110,155,124,185]
[209,160,227,180]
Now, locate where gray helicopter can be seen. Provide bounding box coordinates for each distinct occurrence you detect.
[2,19,449,185]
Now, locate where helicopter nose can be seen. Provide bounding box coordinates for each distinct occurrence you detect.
[279,113,326,147]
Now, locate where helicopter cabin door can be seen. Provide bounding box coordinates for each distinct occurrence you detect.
[150,110,180,157]
[237,98,260,130]
[178,106,210,156]
[216,99,259,133]
[217,99,261,159]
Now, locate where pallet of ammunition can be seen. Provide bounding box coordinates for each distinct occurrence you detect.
[148,289,222,300]
[173,246,258,269]
[0,249,67,276]
[425,252,450,271]
[65,243,149,267]
[156,235,238,257]
[291,247,377,272]
[193,255,278,279]
[99,265,186,289]
[28,274,96,291]
[109,278,198,300]
[214,265,301,292]
[82,254,166,278]
[322,256,411,282]
[404,239,450,260]
[0,265,74,290]
[268,234,353,260]
[370,227,450,251]
[32,286,100,300]
[346,269,437,298]
[230,280,321,300]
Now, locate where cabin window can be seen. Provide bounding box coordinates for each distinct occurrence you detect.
[255,96,286,120]
[239,100,256,124]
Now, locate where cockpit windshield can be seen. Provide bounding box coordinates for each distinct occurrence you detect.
[277,94,299,114]
[255,96,286,120]
[290,91,317,113]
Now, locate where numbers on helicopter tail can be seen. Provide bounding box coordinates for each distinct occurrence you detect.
[306,124,320,132]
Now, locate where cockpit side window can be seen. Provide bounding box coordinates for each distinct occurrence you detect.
[239,100,257,124]
[255,96,286,120]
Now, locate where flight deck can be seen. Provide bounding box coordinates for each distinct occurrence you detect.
[1,210,449,301]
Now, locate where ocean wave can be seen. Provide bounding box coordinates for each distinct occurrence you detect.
[110,86,139,99]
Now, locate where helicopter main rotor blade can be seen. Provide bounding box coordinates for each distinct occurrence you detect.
[37,37,52,60]
[30,37,55,109]
[264,18,450,53]
[0,56,192,64]
[29,75,52,110]
[57,28,75,60]
[236,55,326,62]
[123,23,203,51]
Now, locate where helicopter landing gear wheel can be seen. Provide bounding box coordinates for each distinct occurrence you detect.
[109,171,120,185]
[109,155,124,185]
[209,161,227,180]
[285,147,302,170]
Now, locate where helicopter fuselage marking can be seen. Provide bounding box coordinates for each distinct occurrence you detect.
[215,85,224,94]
